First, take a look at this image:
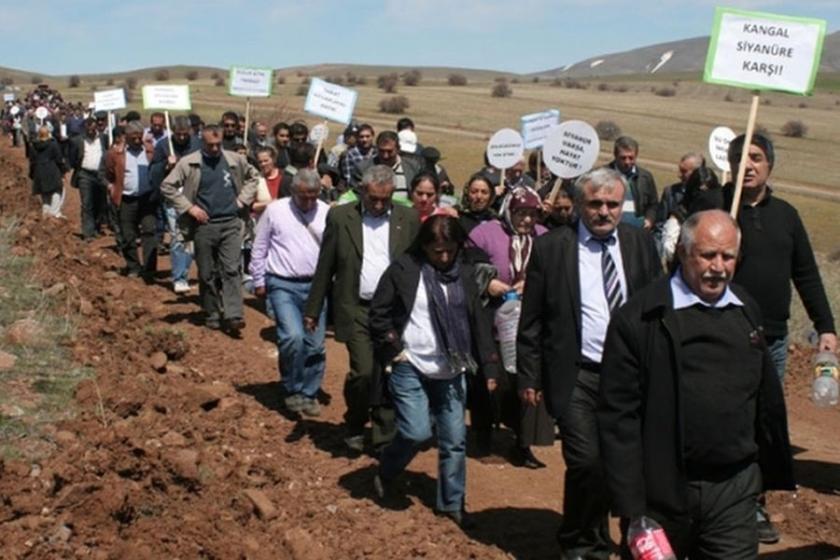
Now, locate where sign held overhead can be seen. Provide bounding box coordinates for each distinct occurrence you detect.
[486,128,525,170]
[708,126,736,173]
[542,120,600,179]
[229,66,273,98]
[94,88,127,112]
[304,78,358,125]
[142,85,192,111]
[520,109,560,149]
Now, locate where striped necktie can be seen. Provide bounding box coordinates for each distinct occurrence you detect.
[599,238,624,312]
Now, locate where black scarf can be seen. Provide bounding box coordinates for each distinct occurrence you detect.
[421,259,477,375]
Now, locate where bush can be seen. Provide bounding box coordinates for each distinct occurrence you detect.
[761,98,772,106]
[126,76,138,90]
[123,86,134,103]
[511,77,520,84]
[597,83,610,92]
[754,123,770,138]
[0,77,13,86]
[798,102,807,109]
[613,84,629,93]
[211,72,220,80]
[654,87,676,97]
[724,93,734,102]
[301,76,311,86]
[214,77,225,87]
[532,76,540,83]
[491,81,512,98]
[781,120,807,138]
[276,75,286,85]
[378,73,398,93]
[448,73,468,86]
[68,75,81,88]
[356,75,368,86]
[595,120,622,141]
[403,69,421,86]
[185,70,199,81]
[106,78,114,86]
[558,78,587,90]
[328,75,345,85]
[345,72,357,85]
[379,95,410,114]
[296,85,307,96]
[155,69,170,81]
[30,75,43,85]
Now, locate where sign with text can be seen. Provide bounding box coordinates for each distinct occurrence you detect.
[3,93,15,102]
[308,122,329,144]
[542,120,600,179]
[142,85,192,111]
[486,128,524,170]
[228,66,273,98]
[94,88,126,112]
[34,107,49,120]
[304,78,357,125]
[704,7,826,95]
[708,126,736,173]
[520,109,560,149]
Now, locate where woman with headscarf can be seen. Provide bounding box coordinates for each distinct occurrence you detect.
[458,173,496,234]
[29,125,68,218]
[467,186,555,468]
[369,215,500,528]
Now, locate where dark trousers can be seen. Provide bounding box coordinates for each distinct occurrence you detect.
[77,169,107,240]
[556,368,612,559]
[118,192,158,276]
[623,463,761,560]
[193,218,243,322]
[344,305,395,448]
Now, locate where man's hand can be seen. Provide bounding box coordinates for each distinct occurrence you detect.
[520,388,541,407]
[643,217,654,230]
[819,333,838,354]
[487,279,511,298]
[512,280,525,296]
[303,316,317,333]
[188,205,209,224]
[167,155,177,167]
[254,286,266,298]
[487,378,497,393]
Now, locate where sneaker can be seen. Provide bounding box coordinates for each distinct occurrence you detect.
[173,280,190,294]
[300,397,321,417]
[284,394,304,413]
[757,504,780,544]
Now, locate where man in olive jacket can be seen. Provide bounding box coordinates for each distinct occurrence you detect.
[304,165,420,452]
[160,125,259,333]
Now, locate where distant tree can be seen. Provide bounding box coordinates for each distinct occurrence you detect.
[613,84,629,93]
[379,95,410,114]
[30,75,43,85]
[126,76,138,90]
[0,77,13,86]
[491,81,512,98]
[123,86,134,103]
[511,77,520,84]
[597,83,610,92]
[724,93,734,102]
[106,78,115,86]
[595,120,622,141]
[781,120,807,138]
[754,123,771,138]
[185,70,199,81]
[378,73,398,93]
[301,76,311,86]
[654,87,676,97]
[798,102,808,109]
[448,73,467,86]
[328,75,345,85]
[550,77,563,87]
[532,76,540,83]
[346,72,357,85]
[214,77,225,87]
[295,85,308,96]
[155,69,170,81]
[403,69,421,86]
[276,75,286,85]
[211,72,221,80]
[68,75,81,88]
[356,75,368,86]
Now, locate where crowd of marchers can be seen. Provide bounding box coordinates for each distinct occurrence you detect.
[3,84,837,560]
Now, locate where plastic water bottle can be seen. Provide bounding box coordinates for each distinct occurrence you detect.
[627,516,676,560]
[494,291,521,374]
[812,351,839,408]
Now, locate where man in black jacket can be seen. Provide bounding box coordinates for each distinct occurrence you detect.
[598,210,795,559]
[607,136,658,230]
[68,117,108,240]
[517,167,660,559]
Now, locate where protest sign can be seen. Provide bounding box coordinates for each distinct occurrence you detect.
[310,122,330,164]
[520,109,560,150]
[486,128,524,170]
[708,126,736,174]
[304,78,357,125]
[10,106,20,116]
[34,107,49,121]
[3,93,14,102]
[142,85,192,111]
[94,89,126,112]
[542,120,600,179]
[704,7,826,95]
[228,66,273,98]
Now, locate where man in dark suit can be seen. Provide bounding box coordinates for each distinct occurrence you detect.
[68,117,109,240]
[304,164,420,453]
[518,167,660,559]
[607,136,658,230]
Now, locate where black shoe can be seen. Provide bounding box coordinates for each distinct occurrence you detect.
[757,505,780,544]
[205,317,221,330]
[436,509,476,529]
[224,318,245,334]
[511,446,546,469]
[373,473,392,500]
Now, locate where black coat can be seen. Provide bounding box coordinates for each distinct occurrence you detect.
[607,161,659,223]
[369,253,502,387]
[29,140,66,195]
[67,133,108,188]
[597,277,795,520]
[517,222,661,417]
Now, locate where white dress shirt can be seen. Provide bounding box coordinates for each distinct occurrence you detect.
[578,221,627,363]
[359,210,391,301]
[81,136,103,171]
[403,280,454,379]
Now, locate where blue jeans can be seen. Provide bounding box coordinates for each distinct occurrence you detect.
[766,335,789,383]
[165,204,193,283]
[380,361,466,513]
[265,275,326,398]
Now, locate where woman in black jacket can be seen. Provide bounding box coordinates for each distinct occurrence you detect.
[369,215,501,528]
[29,126,68,218]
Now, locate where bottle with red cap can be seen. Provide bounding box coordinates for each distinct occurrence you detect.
[627,516,676,560]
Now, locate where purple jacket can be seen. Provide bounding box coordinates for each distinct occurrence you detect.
[468,219,547,285]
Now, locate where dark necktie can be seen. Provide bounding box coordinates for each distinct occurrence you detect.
[600,238,624,312]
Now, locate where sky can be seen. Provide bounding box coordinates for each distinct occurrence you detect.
[2,0,838,76]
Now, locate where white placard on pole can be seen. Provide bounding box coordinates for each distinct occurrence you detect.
[303,78,358,125]
[542,120,600,179]
[229,66,273,98]
[708,126,736,173]
[486,128,525,170]
[309,122,329,144]
[10,106,20,116]
[520,109,560,150]
[142,85,192,111]
[3,93,14,102]
[94,88,127,112]
[703,7,826,95]
[34,107,49,120]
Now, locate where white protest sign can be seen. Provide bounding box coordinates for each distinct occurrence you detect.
[486,128,524,170]
[142,85,191,111]
[34,107,49,120]
[304,78,357,125]
[10,106,20,116]
[542,120,600,179]
[94,88,126,112]
[228,66,273,98]
[3,93,14,102]
[520,109,560,149]
[704,7,826,95]
[309,123,329,144]
[708,126,736,173]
